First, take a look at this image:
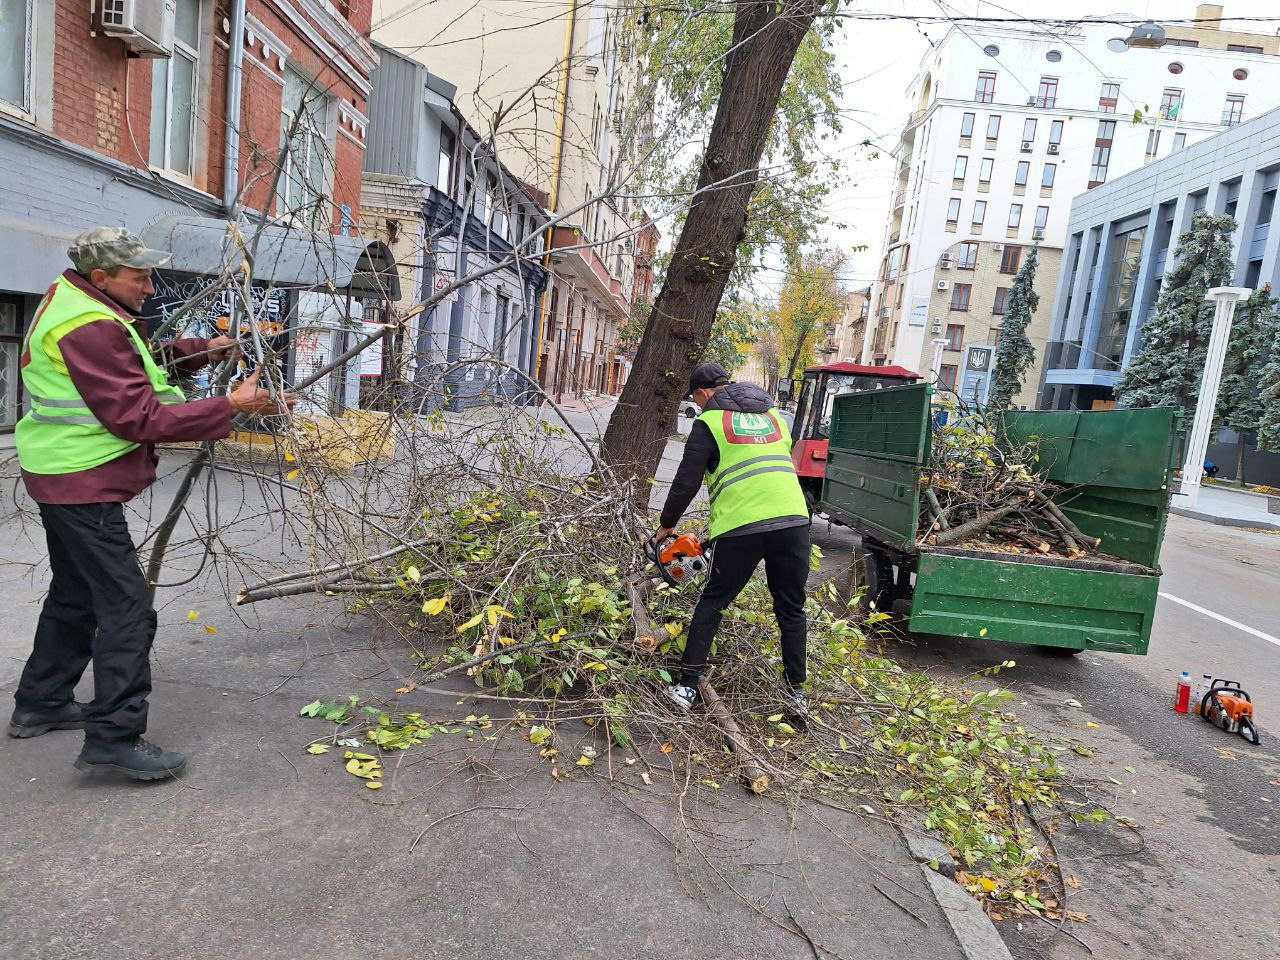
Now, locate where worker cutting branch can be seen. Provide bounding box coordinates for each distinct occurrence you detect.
[656,363,811,715]
[7,227,295,780]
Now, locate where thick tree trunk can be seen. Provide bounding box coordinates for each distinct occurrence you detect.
[599,0,824,485]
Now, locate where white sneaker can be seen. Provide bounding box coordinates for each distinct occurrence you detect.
[666,683,697,711]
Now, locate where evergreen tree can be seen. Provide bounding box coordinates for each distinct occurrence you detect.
[1257,295,1280,454]
[989,244,1039,409]
[1215,284,1273,483]
[1115,211,1236,415]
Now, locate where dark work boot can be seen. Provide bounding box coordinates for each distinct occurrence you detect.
[7,701,85,738]
[74,737,187,780]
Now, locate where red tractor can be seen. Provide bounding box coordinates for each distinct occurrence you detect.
[784,362,920,510]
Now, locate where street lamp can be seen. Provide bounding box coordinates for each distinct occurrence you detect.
[1175,286,1251,509]
[930,337,949,386]
[1125,20,1167,49]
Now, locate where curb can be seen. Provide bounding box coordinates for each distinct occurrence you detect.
[901,828,1014,960]
[1169,506,1280,532]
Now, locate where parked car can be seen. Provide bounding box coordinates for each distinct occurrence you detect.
[680,396,701,419]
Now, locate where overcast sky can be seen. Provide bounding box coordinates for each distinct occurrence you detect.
[816,0,1280,290]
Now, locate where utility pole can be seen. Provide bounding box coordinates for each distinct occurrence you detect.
[1175,286,1251,509]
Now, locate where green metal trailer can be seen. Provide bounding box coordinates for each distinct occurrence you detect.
[819,383,1182,655]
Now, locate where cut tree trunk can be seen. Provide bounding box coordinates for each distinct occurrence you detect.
[599,0,825,486]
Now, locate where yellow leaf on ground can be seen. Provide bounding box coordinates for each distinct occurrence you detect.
[1065,876,1081,889]
[664,623,682,637]
[576,755,594,767]
[422,596,448,615]
[286,469,300,481]
[977,876,998,892]
[660,742,674,754]
[406,566,420,582]
[1085,721,1100,728]
[395,680,417,694]
[305,744,329,755]
[283,451,296,462]
[203,624,218,634]
[456,612,485,633]
[365,781,383,790]
[186,610,200,621]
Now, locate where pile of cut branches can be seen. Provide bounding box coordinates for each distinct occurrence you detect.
[222,389,1114,915]
[919,413,1102,561]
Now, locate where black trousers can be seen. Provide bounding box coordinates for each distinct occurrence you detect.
[681,523,810,688]
[15,502,156,741]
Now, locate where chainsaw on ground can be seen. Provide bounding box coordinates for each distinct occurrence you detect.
[645,531,709,588]
[1200,680,1260,745]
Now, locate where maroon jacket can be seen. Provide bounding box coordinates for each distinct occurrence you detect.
[21,271,233,505]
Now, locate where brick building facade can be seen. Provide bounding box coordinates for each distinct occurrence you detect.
[0,0,389,427]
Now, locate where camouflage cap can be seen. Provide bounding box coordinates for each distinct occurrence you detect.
[68,226,171,274]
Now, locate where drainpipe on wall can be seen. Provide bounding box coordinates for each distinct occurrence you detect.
[532,0,578,382]
[223,0,247,211]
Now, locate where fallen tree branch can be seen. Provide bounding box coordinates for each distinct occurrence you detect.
[697,673,771,795]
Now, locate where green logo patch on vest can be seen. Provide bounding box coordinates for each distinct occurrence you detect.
[722,410,782,444]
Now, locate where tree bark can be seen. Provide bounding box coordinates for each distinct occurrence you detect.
[599,0,825,485]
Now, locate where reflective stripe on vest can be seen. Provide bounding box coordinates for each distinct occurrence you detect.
[16,275,187,476]
[698,407,808,540]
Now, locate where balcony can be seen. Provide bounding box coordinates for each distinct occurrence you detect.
[893,190,906,209]
[1030,95,1056,109]
[1222,108,1244,126]
[889,230,901,245]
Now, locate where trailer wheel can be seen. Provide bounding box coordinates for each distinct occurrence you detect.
[848,547,895,618]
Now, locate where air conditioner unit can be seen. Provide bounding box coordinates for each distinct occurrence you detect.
[1021,140,1034,152]
[992,242,1004,252]
[1047,143,1060,155]
[1033,227,1045,239]
[585,64,599,77]
[931,322,943,334]
[939,254,953,269]
[93,0,175,58]
[937,279,950,291]
[879,306,892,318]
[1026,96,1037,106]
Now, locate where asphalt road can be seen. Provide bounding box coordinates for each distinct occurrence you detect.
[809,516,1280,960]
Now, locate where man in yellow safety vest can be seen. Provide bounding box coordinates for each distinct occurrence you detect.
[7,227,294,780]
[655,363,811,715]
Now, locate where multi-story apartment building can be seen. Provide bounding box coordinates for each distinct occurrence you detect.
[361,45,551,410]
[820,287,871,363]
[865,3,1280,406]
[372,0,648,400]
[0,0,397,427]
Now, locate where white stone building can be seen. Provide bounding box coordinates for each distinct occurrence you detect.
[864,4,1280,405]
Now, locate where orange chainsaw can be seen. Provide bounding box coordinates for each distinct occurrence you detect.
[645,531,709,588]
[1200,680,1260,745]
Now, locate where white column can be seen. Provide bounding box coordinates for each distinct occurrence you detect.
[1175,286,1251,509]
[929,338,948,385]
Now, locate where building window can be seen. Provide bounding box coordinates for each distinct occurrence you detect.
[950,283,972,311]
[1007,205,1023,231]
[149,0,202,176]
[1227,43,1264,54]
[1160,88,1183,120]
[277,67,333,226]
[1090,119,1115,187]
[947,198,961,225]
[957,242,979,269]
[975,70,997,103]
[1000,244,1022,273]
[1098,82,1119,113]
[1234,68,1250,81]
[1165,37,1198,47]
[1048,119,1063,148]
[939,364,958,389]
[1224,93,1245,126]
[1034,206,1049,233]
[993,287,1010,314]
[1258,188,1276,225]
[953,155,968,180]
[0,0,34,112]
[1036,76,1058,108]
[1022,117,1037,145]
[437,126,455,193]
[1014,161,1029,186]
[1046,49,1062,63]
[1145,128,1160,160]
[1041,163,1056,188]
[945,323,965,350]
[971,201,986,228]
[979,157,993,184]
[1095,225,1147,369]
[960,112,975,139]
[986,114,1001,140]
[1174,132,1187,151]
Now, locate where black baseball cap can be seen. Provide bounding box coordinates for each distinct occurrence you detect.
[689,362,732,391]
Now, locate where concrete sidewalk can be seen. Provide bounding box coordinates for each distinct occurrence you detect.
[1170,483,1280,531]
[0,454,972,960]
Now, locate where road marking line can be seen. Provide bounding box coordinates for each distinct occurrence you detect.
[1158,592,1280,648]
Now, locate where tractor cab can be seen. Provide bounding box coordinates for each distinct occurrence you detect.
[783,362,920,505]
